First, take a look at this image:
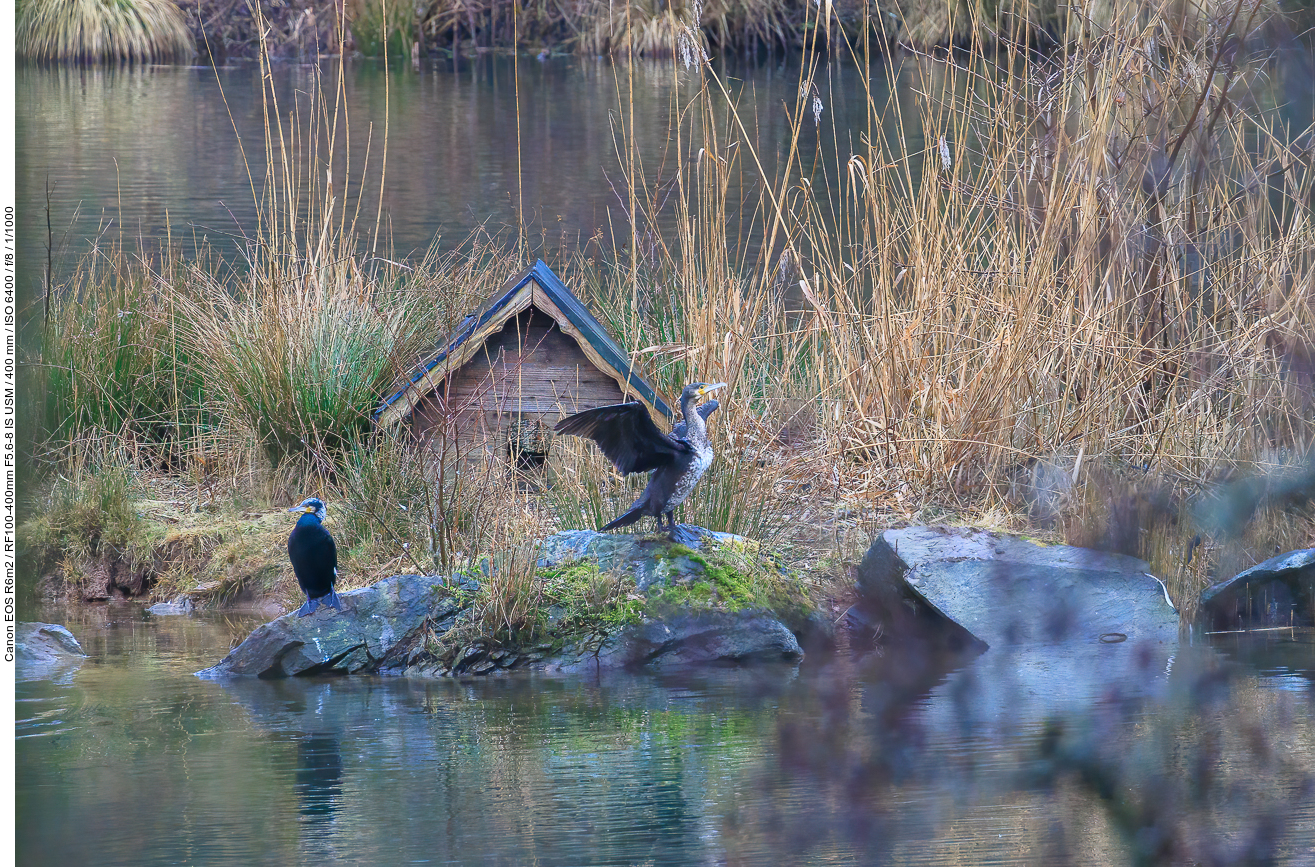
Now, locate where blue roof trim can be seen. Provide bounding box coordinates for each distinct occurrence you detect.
[377,261,673,421]
[377,268,536,414]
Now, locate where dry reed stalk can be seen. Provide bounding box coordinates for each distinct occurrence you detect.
[586,0,1313,575]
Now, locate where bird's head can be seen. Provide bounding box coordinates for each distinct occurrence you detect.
[288,497,327,522]
[682,382,727,402]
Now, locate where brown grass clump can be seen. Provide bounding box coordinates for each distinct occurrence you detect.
[578,0,709,58]
[17,0,194,62]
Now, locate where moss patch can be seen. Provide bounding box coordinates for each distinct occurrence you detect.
[644,537,814,623]
[539,559,646,634]
[435,558,646,662]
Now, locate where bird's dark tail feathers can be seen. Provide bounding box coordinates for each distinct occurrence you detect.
[601,505,646,532]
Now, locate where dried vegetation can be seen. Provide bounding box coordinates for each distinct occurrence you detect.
[18,0,1315,626]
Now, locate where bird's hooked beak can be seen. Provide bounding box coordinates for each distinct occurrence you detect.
[288,504,315,514]
[697,382,728,397]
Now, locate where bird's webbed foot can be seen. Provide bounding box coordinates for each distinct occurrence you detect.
[295,591,344,618]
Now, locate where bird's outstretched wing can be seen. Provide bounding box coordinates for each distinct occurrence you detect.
[670,399,719,441]
[555,402,691,475]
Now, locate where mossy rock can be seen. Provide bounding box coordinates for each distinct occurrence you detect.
[198,528,832,679]
[533,528,831,672]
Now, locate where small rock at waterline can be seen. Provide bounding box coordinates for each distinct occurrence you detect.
[148,597,195,615]
[17,623,88,681]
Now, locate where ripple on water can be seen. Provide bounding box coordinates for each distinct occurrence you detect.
[15,607,1315,865]
[15,690,76,740]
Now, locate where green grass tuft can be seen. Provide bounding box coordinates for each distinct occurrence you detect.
[36,253,206,455]
[350,0,415,57]
[17,459,154,593]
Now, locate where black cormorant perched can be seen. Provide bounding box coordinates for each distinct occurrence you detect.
[554,382,726,535]
[287,497,343,617]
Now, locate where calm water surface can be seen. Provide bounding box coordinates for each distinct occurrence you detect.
[16,48,1315,342]
[14,56,913,315]
[16,605,1315,865]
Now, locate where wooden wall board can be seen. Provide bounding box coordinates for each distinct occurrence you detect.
[410,308,628,453]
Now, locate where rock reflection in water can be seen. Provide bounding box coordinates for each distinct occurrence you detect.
[738,642,1315,865]
[14,608,1315,865]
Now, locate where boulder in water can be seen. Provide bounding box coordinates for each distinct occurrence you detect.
[196,574,469,679]
[198,527,821,679]
[17,622,88,681]
[1199,548,1315,631]
[853,526,1183,720]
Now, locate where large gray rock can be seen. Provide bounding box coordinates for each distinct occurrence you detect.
[627,611,803,666]
[199,528,816,679]
[856,525,1178,650]
[546,611,804,674]
[1199,548,1315,631]
[854,526,1183,721]
[852,528,1183,720]
[16,622,88,681]
[196,574,467,679]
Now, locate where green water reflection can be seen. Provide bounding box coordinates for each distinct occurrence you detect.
[16,605,1315,865]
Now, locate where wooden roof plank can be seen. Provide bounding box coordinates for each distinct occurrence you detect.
[375,282,535,428]
[527,261,672,419]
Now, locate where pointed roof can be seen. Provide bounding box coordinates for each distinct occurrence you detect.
[376,260,673,427]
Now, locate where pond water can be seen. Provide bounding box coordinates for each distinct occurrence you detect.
[18,48,1315,300]
[14,55,911,318]
[16,604,1315,864]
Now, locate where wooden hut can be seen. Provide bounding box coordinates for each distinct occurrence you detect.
[376,261,672,464]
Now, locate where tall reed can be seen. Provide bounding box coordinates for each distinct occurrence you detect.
[576,0,1314,582]
[36,243,204,459]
